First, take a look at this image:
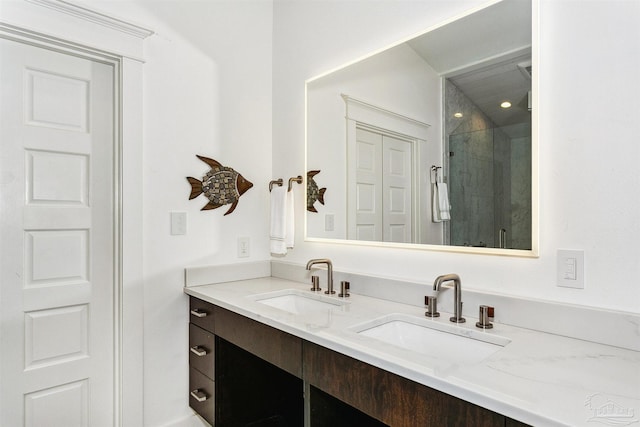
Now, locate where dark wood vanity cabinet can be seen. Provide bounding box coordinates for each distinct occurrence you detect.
[188,296,530,427]
[188,298,216,425]
[188,297,303,426]
[305,341,507,427]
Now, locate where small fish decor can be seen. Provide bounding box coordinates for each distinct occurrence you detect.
[187,155,253,215]
[306,170,326,213]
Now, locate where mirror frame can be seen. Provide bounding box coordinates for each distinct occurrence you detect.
[304,0,539,257]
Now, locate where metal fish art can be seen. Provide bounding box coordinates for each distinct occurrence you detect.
[187,155,253,215]
[306,170,326,213]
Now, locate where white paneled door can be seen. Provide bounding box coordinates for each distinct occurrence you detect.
[0,38,116,426]
[353,127,413,243]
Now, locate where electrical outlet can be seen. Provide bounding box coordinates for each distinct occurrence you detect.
[557,249,584,289]
[237,237,250,258]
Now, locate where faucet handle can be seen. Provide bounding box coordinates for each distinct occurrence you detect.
[476,305,494,329]
[424,295,440,318]
[310,275,321,292]
[339,281,350,298]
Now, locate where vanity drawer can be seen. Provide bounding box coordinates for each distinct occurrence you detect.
[189,367,214,425]
[189,296,215,332]
[189,323,215,380]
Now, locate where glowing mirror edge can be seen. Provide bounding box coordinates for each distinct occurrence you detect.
[303,0,539,258]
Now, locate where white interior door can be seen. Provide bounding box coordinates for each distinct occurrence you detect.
[354,127,383,241]
[353,127,413,243]
[382,135,413,243]
[0,38,115,426]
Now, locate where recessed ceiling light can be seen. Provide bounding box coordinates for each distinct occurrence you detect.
[500,101,512,109]
[454,112,463,118]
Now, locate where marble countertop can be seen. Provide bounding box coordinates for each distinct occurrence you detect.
[185,277,640,427]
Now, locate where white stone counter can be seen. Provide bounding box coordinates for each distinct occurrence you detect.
[185,276,640,427]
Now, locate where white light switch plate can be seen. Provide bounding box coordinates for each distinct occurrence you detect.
[170,212,187,235]
[325,214,335,232]
[557,249,584,289]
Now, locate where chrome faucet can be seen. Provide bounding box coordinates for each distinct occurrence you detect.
[432,274,465,323]
[306,258,335,294]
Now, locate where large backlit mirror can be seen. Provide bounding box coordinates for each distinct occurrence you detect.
[305,0,537,256]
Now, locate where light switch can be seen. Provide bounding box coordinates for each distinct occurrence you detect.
[325,214,335,232]
[170,212,187,235]
[564,257,576,280]
[557,250,584,289]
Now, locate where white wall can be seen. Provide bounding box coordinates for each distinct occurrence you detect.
[84,1,273,425]
[273,0,640,314]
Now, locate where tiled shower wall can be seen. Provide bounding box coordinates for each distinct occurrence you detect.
[445,81,531,249]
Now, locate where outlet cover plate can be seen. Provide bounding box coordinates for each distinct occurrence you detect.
[237,237,250,258]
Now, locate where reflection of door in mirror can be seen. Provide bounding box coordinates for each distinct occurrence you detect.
[342,95,438,246]
[350,127,414,243]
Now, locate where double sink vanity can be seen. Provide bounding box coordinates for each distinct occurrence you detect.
[184,261,640,427]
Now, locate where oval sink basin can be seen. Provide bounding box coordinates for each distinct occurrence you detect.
[351,313,510,364]
[249,289,348,315]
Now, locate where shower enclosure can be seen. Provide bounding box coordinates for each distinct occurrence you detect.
[447,124,531,250]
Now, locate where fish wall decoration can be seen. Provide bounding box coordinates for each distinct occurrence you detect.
[306,170,326,212]
[187,155,253,215]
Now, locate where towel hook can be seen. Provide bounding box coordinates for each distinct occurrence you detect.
[269,179,283,192]
[431,165,442,183]
[288,175,303,192]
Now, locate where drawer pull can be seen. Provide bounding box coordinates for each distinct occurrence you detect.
[190,389,208,402]
[190,346,207,357]
[190,308,208,318]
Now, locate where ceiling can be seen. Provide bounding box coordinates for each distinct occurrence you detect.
[448,51,532,130]
[407,0,532,130]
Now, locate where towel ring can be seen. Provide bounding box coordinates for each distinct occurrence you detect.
[288,176,303,192]
[269,179,283,192]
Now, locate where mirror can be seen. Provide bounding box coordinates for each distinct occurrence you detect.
[305,0,537,256]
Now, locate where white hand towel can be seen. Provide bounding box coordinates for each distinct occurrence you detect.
[432,181,451,222]
[270,186,288,254]
[437,182,451,221]
[285,190,295,248]
[432,183,441,222]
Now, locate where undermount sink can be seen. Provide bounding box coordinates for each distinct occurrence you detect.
[351,313,510,364]
[249,289,348,315]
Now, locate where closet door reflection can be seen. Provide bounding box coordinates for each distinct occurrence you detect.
[350,127,414,243]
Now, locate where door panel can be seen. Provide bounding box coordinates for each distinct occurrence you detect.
[1,38,115,426]
[355,128,382,241]
[382,136,412,243]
